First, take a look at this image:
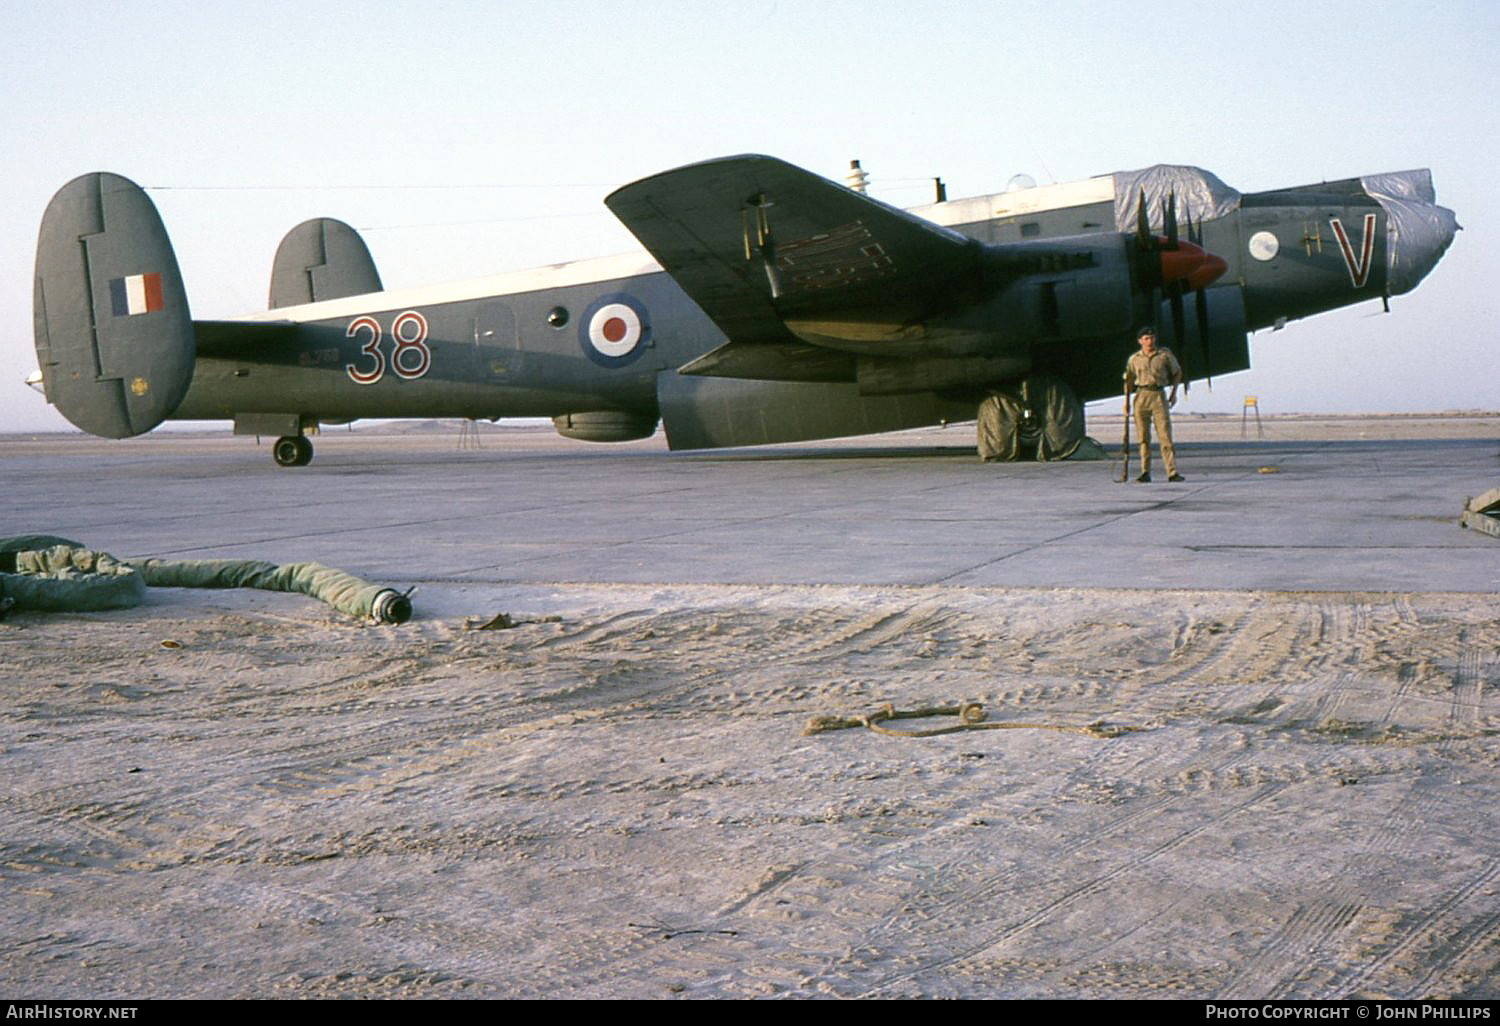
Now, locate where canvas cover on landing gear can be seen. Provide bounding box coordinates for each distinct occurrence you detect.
[977,375,1102,462]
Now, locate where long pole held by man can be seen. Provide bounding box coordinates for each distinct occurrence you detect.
[1121,326,1185,484]
[1115,382,1131,483]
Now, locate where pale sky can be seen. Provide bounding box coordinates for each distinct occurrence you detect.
[3,0,1495,432]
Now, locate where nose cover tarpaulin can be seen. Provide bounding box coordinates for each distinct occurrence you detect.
[1360,170,1460,296]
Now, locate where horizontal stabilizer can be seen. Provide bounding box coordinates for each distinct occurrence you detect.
[33,172,195,438]
[269,218,382,308]
[606,155,982,349]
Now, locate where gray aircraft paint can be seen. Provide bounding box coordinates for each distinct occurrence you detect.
[30,156,1457,465]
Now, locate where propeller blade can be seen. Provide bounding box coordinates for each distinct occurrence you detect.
[1137,188,1151,243]
[1195,284,1213,389]
[1169,287,1186,353]
[1163,191,1178,249]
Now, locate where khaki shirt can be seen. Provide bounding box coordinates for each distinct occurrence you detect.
[1124,347,1182,389]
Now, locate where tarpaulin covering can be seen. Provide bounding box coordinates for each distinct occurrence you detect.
[1112,165,1241,234]
[1360,170,1461,296]
[977,375,1102,462]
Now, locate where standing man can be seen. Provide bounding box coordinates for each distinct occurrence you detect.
[1123,326,1185,483]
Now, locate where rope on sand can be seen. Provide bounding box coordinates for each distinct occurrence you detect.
[802,702,1141,740]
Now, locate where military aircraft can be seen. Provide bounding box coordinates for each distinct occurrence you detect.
[30,155,1457,465]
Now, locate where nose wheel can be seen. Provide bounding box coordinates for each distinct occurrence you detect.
[272,435,314,467]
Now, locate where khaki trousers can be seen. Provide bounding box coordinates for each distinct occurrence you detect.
[1133,390,1177,476]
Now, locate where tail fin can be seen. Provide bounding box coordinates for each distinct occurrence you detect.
[32,173,195,438]
[268,217,381,308]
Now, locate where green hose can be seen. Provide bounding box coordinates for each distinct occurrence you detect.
[0,537,411,624]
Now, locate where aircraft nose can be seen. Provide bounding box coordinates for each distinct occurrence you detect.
[1390,201,1459,295]
[1362,170,1459,295]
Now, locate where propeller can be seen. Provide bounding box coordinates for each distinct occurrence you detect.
[1187,214,1214,387]
[1133,189,1228,391]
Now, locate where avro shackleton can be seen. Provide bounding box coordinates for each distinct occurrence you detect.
[31,155,1457,464]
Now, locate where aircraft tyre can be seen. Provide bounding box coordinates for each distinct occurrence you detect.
[273,435,313,467]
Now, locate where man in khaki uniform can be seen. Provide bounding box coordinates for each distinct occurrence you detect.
[1123,326,1185,483]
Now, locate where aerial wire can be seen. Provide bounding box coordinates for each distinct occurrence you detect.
[144,182,615,192]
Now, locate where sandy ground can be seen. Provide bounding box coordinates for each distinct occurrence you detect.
[2,417,1497,999]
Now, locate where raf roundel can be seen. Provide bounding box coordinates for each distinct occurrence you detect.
[579,294,650,365]
[1248,230,1280,262]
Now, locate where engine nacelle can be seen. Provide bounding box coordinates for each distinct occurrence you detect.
[981,233,1139,348]
[552,411,659,443]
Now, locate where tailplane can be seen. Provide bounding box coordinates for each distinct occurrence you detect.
[32,173,195,438]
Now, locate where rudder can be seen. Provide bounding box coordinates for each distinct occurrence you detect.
[32,173,195,438]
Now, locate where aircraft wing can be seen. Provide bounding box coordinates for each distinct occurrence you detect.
[605,155,983,354]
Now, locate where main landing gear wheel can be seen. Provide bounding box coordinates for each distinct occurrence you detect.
[272,435,313,467]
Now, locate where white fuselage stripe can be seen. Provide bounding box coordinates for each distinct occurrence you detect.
[236,251,665,325]
[233,180,1117,327]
